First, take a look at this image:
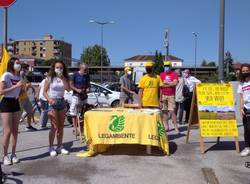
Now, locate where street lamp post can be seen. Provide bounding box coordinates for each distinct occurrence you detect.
[218,0,225,82]
[89,19,115,83]
[192,32,198,76]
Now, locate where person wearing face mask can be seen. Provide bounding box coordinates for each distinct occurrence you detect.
[69,63,90,136]
[183,69,200,123]
[19,65,37,131]
[43,60,70,157]
[0,57,25,165]
[174,69,185,125]
[237,63,250,157]
[138,61,163,108]
[159,61,179,133]
[119,67,135,106]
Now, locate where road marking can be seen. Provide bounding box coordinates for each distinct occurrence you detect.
[202,168,220,184]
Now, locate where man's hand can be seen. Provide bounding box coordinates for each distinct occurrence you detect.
[75,89,82,93]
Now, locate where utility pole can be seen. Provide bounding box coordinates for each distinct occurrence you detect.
[192,32,198,76]
[164,29,169,61]
[218,0,225,81]
[3,7,8,49]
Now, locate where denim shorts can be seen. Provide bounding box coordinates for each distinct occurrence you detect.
[48,98,66,111]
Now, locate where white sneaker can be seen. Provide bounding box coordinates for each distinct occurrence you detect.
[57,147,69,155]
[240,147,250,157]
[49,146,57,157]
[3,156,11,166]
[11,154,19,164]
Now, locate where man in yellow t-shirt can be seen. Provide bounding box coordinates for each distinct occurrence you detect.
[138,61,163,108]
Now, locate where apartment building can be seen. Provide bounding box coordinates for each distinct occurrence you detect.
[12,35,72,65]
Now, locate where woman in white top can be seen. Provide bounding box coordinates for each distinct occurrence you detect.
[237,63,250,157]
[0,57,24,165]
[43,61,70,157]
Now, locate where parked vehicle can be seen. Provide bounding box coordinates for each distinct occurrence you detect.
[102,82,121,92]
[64,82,120,108]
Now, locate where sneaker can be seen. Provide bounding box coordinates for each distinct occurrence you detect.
[26,126,38,131]
[57,146,69,155]
[40,126,48,130]
[49,146,57,157]
[240,147,250,157]
[11,154,19,164]
[3,156,11,166]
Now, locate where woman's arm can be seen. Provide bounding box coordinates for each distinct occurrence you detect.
[62,78,70,91]
[0,80,23,96]
[240,93,245,117]
[43,79,54,105]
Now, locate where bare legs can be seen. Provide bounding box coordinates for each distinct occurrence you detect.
[2,111,21,156]
[48,110,65,147]
[162,110,179,134]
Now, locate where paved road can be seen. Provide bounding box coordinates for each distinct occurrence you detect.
[0,82,249,184]
[0,116,249,184]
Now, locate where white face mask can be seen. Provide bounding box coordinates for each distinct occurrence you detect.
[183,73,189,78]
[14,63,21,72]
[127,71,132,75]
[55,68,63,76]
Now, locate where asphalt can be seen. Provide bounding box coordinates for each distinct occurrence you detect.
[0,82,249,184]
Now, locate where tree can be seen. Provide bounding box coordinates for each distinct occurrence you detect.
[224,51,234,76]
[223,51,236,81]
[80,44,110,66]
[201,59,216,67]
[201,60,207,66]
[153,50,164,75]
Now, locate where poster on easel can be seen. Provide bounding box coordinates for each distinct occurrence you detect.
[186,83,239,154]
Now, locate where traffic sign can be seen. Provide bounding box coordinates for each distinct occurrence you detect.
[0,0,16,7]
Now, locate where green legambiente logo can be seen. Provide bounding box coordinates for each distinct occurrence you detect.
[109,115,125,132]
[157,121,165,137]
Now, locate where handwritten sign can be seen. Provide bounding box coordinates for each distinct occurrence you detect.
[196,83,238,137]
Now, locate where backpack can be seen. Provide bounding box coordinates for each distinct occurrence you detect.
[182,79,190,98]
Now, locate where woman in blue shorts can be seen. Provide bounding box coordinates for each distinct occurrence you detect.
[43,60,70,157]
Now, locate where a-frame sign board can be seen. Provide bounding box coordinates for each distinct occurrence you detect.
[185,83,240,154]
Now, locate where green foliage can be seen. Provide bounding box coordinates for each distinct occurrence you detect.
[80,44,110,66]
[39,58,58,66]
[201,59,216,66]
[153,50,164,75]
[199,74,219,83]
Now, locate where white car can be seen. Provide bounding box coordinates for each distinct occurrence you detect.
[64,82,120,108]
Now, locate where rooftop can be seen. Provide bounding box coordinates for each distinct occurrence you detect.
[124,55,183,62]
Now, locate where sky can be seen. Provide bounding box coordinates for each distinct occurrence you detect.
[0,0,250,66]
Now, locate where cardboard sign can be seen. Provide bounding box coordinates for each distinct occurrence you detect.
[186,83,239,154]
[196,83,238,137]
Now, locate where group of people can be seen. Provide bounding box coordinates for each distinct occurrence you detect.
[120,61,250,157]
[0,57,249,167]
[0,58,90,165]
[120,61,200,133]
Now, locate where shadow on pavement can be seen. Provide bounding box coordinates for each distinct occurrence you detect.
[4,177,23,184]
[20,152,49,162]
[2,171,24,184]
[100,144,166,156]
[168,133,186,141]
[205,141,245,153]
[169,141,178,155]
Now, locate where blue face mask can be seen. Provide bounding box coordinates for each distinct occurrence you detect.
[164,66,171,72]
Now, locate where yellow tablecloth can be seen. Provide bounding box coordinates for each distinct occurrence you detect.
[77,108,169,157]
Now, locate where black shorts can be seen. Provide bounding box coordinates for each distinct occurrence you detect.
[0,97,20,113]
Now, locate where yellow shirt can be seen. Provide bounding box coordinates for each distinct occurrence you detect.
[138,74,163,107]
